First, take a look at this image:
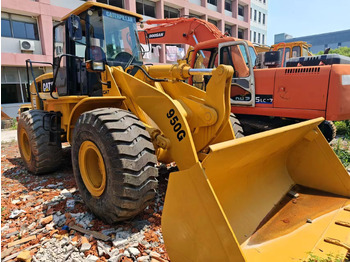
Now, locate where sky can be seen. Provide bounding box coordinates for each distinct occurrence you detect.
[266,0,350,45]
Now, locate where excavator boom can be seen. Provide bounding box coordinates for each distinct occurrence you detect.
[139,17,227,46]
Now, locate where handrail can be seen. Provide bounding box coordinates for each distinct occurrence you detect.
[25,60,53,103]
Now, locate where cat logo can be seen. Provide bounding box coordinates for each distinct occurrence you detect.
[42,78,54,92]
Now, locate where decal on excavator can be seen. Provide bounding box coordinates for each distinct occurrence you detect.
[255,95,273,104]
[148,31,165,39]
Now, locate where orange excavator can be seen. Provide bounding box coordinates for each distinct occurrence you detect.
[139,18,350,141]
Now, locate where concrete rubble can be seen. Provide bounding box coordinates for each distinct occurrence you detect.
[1,141,171,262]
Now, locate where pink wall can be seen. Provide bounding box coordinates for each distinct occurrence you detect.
[1,0,250,66]
[1,0,71,67]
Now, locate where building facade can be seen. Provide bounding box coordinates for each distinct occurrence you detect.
[249,0,267,45]
[274,30,350,54]
[1,0,251,117]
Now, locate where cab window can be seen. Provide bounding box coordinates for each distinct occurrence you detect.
[292,46,300,58]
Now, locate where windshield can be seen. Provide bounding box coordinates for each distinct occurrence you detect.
[249,46,257,66]
[87,8,142,65]
[103,10,142,63]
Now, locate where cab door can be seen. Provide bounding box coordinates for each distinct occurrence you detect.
[218,41,255,107]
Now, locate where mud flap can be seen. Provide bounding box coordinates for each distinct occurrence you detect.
[162,118,350,261]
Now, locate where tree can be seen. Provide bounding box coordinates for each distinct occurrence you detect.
[315,46,350,57]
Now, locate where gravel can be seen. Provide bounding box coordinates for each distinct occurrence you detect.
[1,141,170,262]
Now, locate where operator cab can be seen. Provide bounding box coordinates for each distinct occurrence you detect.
[191,40,256,107]
[53,2,143,97]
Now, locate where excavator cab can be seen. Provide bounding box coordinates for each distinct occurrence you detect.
[191,40,256,106]
[52,4,143,97]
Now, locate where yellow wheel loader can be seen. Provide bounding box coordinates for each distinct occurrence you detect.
[18,2,350,261]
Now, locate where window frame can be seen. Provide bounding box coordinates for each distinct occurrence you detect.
[1,13,39,40]
[238,5,244,17]
[164,5,180,19]
[225,24,232,35]
[238,28,244,39]
[97,0,124,8]
[254,10,257,21]
[136,0,156,18]
[225,0,232,12]
[207,0,217,6]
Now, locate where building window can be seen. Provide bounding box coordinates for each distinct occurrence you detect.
[1,67,44,104]
[338,42,342,47]
[253,31,256,42]
[225,0,232,12]
[208,19,217,27]
[258,33,260,43]
[250,30,252,41]
[1,13,39,40]
[189,13,201,19]
[1,19,12,37]
[207,0,217,6]
[97,0,124,8]
[225,24,232,35]
[238,28,244,39]
[136,0,156,17]
[164,6,179,18]
[325,44,328,48]
[254,10,257,21]
[238,5,244,17]
[263,14,266,25]
[263,0,266,3]
[250,8,252,19]
[262,34,265,45]
[258,12,261,23]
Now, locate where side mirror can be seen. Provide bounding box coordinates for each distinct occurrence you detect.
[67,15,82,41]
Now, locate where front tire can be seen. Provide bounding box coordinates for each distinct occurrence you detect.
[17,110,62,174]
[230,113,244,138]
[71,108,158,223]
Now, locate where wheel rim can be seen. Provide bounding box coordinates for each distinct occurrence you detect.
[78,141,106,197]
[20,128,31,162]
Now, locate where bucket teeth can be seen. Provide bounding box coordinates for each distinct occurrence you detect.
[324,238,350,251]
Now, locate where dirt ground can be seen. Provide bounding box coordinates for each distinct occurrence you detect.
[1,140,171,262]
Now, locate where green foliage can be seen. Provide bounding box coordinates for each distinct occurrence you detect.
[334,120,350,139]
[306,252,346,262]
[11,118,17,130]
[332,139,350,168]
[315,46,350,57]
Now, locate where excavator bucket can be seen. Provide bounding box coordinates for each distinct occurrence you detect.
[162,118,350,261]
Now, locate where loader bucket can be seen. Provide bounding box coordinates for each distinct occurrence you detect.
[162,118,350,262]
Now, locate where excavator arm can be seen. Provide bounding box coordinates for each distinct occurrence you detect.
[139,17,228,46]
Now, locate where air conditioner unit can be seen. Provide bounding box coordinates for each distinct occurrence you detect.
[19,40,35,52]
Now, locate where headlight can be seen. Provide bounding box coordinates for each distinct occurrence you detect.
[86,60,105,72]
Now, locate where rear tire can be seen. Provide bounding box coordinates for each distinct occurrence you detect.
[319,120,336,142]
[71,108,158,223]
[230,113,244,138]
[17,110,62,175]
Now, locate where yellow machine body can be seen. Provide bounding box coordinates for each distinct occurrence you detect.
[23,2,350,261]
[29,62,350,261]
